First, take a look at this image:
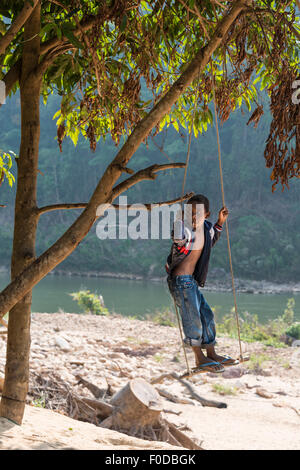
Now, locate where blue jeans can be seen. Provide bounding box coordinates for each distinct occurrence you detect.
[168,275,216,348]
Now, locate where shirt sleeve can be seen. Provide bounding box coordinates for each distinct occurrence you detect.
[211,222,223,247]
[171,219,192,246]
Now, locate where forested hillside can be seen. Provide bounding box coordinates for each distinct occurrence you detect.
[1,93,299,281]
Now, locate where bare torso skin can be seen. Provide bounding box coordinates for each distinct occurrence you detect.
[172,225,204,276]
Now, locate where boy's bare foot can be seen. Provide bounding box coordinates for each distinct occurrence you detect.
[192,346,224,372]
[205,345,239,366]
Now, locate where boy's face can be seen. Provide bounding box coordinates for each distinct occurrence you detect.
[186,202,210,229]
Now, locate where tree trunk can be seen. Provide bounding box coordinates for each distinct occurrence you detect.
[106,378,163,431]
[0,3,41,424]
[100,378,202,449]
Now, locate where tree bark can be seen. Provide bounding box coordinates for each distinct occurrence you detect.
[0,0,40,56]
[107,378,163,430]
[0,4,41,424]
[0,0,250,321]
[100,378,202,449]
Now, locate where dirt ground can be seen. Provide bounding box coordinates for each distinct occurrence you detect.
[0,312,299,450]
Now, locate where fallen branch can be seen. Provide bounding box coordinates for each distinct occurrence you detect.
[80,397,113,419]
[273,401,300,418]
[151,373,175,385]
[157,388,195,405]
[75,374,114,399]
[173,374,227,409]
[77,374,114,399]
[151,372,227,408]
[256,387,274,399]
[164,419,203,450]
[162,409,182,416]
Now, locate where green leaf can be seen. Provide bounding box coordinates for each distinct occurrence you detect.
[61,26,84,49]
[173,120,179,132]
[69,126,80,146]
[120,14,127,32]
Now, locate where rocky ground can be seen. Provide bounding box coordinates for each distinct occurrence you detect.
[0,312,300,450]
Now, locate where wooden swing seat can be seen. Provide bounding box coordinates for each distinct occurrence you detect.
[179,354,250,379]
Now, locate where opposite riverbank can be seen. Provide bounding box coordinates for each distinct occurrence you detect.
[36,270,300,295]
[1,264,298,295]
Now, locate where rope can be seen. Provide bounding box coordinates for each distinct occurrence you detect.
[173,58,245,376]
[173,298,191,376]
[210,59,244,362]
[180,99,195,208]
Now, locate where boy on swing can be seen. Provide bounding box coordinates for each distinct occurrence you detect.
[166,194,238,374]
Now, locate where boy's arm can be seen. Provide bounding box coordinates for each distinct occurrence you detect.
[212,206,229,247]
[212,222,223,246]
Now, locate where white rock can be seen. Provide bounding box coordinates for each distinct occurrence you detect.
[109,363,121,371]
[232,380,245,390]
[59,333,73,343]
[54,336,71,352]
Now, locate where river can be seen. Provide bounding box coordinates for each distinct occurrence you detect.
[0,273,299,324]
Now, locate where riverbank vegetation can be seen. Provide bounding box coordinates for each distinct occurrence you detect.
[149,298,300,349]
[216,298,298,348]
[70,290,299,349]
[70,290,109,316]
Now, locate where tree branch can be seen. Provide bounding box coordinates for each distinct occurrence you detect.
[0,61,22,105]
[0,0,251,320]
[37,202,87,216]
[111,163,187,200]
[39,8,120,57]
[37,192,194,215]
[0,0,40,56]
[1,5,120,101]
[36,43,76,77]
[111,192,194,211]
[37,163,186,215]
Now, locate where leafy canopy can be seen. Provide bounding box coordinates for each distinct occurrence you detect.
[0,0,299,188]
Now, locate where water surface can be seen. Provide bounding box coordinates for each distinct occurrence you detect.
[0,273,299,324]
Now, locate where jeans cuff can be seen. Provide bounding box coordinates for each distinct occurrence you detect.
[183,337,202,348]
[183,338,217,348]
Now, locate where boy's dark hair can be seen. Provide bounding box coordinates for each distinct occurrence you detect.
[187,194,210,213]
